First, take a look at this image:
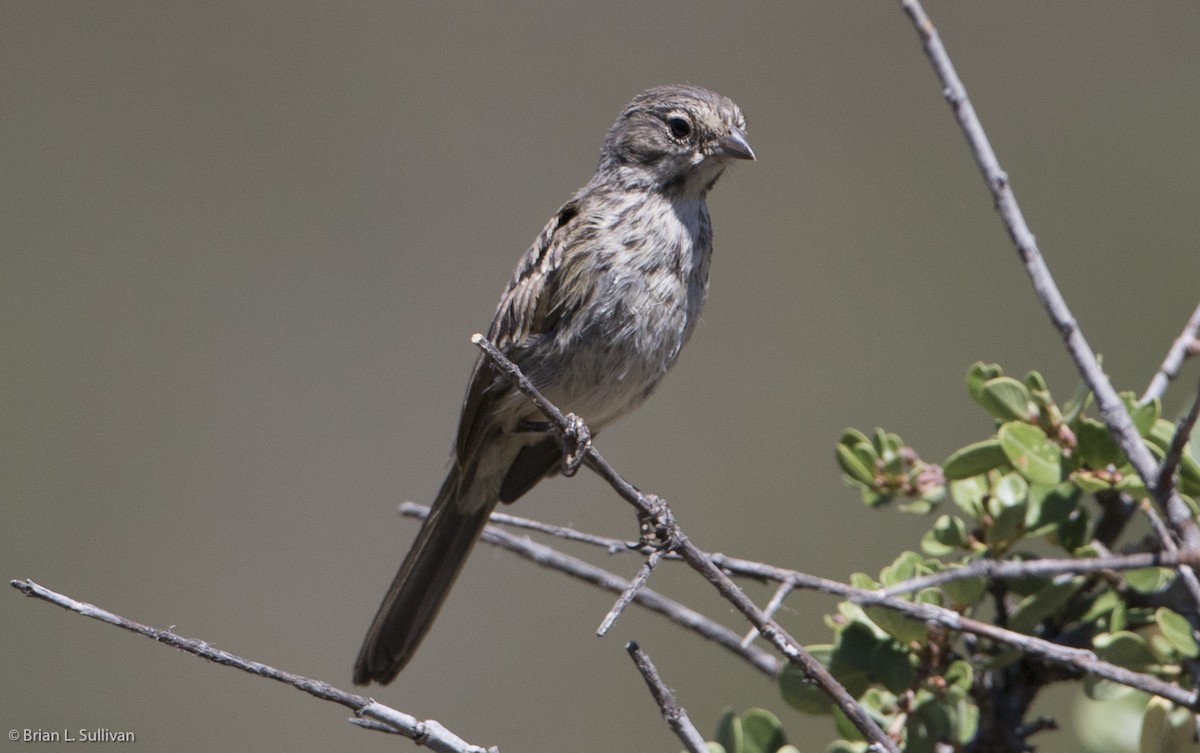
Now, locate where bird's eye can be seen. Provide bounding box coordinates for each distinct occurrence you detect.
[667,116,692,140]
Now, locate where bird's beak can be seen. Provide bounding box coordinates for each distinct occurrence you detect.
[715,128,756,161]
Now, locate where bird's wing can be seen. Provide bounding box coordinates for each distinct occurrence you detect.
[453,199,582,465]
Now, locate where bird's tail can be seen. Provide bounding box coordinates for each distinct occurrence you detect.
[353,464,496,685]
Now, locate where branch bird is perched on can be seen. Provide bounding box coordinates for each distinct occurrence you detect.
[354,84,754,685]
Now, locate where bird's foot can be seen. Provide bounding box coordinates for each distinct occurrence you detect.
[635,494,677,550]
[559,413,592,477]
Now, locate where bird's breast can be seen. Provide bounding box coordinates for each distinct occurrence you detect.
[540,194,713,427]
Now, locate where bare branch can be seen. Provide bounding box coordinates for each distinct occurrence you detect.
[709,553,1197,708]
[598,549,665,637]
[1144,302,1200,404]
[470,334,901,753]
[878,548,1200,598]
[405,504,782,677]
[626,642,710,753]
[742,581,794,649]
[1157,379,1200,500]
[457,502,1200,707]
[8,579,497,753]
[898,0,1200,552]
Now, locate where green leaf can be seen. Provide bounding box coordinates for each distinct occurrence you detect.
[1146,418,1178,453]
[873,428,903,465]
[779,647,835,715]
[863,603,928,647]
[929,515,969,550]
[831,620,915,691]
[949,476,989,519]
[840,427,872,448]
[1180,454,1200,497]
[1053,507,1090,551]
[1080,589,1121,623]
[942,571,987,609]
[985,497,1027,551]
[1025,483,1080,536]
[943,440,1010,481]
[715,709,742,753]
[1075,417,1123,469]
[1114,469,1148,497]
[943,660,974,697]
[1156,608,1200,658]
[1094,631,1157,670]
[1070,472,1113,494]
[992,473,1029,509]
[1126,568,1175,594]
[1008,577,1084,634]
[977,377,1033,422]
[739,709,787,753]
[1083,674,1135,701]
[907,698,954,753]
[836,442,876,487]
[954,699,980,745]
[966,362,1004,402]
[1024,370,1049,396]
[998,422,1062,485]
[1123,392,1160,437]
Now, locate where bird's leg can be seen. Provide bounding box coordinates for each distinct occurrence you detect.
[514,414,592,477]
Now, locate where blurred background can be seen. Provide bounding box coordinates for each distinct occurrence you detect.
[4,3,1199,751]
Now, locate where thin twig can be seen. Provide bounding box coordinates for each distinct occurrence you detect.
[8,579,496,753]
[399,504,781,676]
[626,642,710,753]
[878,548,1200,598]
[711,555,1198,708]
[1144,302,1200,404]
[470,334,901,753]
[741,581,794,649]
[1157,379,1200,500]
[470,509,1200,709]
[598,549,665,637]
[899,0,1200,553]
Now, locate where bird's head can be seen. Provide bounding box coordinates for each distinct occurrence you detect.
[599,84,754,197]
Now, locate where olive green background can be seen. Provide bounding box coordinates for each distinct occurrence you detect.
[4,3,1199,751]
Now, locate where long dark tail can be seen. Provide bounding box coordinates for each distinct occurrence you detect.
[353,465,496,685]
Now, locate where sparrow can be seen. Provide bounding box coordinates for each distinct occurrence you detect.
[354,84,753,685]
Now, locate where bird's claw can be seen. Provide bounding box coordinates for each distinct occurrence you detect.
[637,495,676,550]
[559,413,592,477]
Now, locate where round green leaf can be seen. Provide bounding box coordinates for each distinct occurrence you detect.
[1125,568,1174,594]
[998,422,1062,485]
[942,573,986,609]
[978,377,1033,421]
[1155,608,1200,658]
[739,709,787,753]
[1094,631,1157,670]
[949,476,989,519]
[780,660,834,715]
[943,440,1009,481]
[992,473,1029,510]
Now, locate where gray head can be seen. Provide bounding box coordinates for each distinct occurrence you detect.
[598,84,754,196]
